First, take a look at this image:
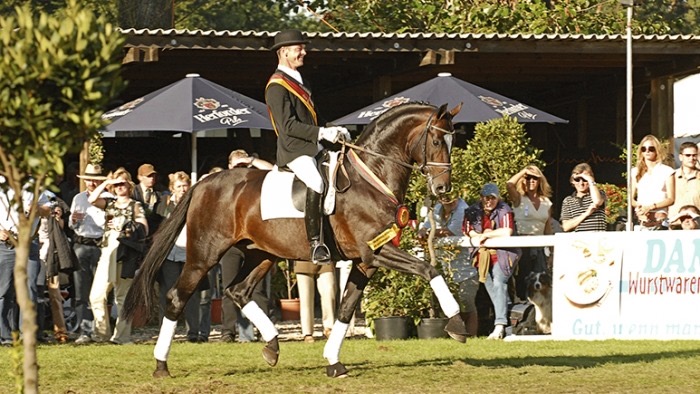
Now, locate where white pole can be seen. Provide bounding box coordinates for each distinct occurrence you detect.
[625,4,633,231]
[191,132,198,183]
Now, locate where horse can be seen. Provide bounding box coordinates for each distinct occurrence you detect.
[123,102,467,378]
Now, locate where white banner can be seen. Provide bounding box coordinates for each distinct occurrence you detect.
[553,231,700,339]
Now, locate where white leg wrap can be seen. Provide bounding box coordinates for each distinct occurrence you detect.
[153,317,177,362]
[430,275,460,318]
[241,301,278,342]
[323,320,349,365]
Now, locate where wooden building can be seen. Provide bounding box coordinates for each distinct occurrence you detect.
[102,29,700,200]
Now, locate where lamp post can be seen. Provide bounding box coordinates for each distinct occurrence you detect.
[620,0,635,231]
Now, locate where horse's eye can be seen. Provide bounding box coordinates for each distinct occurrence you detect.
[432,139,440,146]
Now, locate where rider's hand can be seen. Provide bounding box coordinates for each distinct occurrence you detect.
[337,127,351,142]
[318,127,340,143]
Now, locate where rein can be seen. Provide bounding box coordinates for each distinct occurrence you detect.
[338,109,454,200]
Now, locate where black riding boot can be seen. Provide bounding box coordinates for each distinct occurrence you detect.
[305,188,331,264]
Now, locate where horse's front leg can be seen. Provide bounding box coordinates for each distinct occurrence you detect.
[372,244,468,343]
[225,258,279,366]
[324,261,376,378]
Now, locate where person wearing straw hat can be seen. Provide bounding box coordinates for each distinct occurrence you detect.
[265,29,350,264]
[70,163,110,344]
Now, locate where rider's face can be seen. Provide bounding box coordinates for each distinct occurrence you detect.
[281,45,306,70]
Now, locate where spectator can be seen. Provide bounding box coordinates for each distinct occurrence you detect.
[0,176,51,346]
[70,164,109,344]
[132,163,165,234]
[156,171,206,343]
[38,194,74,344]
[294,260,336,342]
[669,205,700,230]
[219,150,273,343]
[506,165,553,301]
[418,194,478,337]
[561,163,607,232]
[669,141,700,221]
[88,168,148,344]
[464,183,521,340]
[631,135,675,230]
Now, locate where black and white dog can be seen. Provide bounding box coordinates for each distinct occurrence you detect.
[526,271,552,334]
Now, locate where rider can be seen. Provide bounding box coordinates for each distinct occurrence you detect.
[265,29,350,264]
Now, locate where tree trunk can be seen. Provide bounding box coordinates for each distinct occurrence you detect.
[118,0,174,29]
[13,228,38,394]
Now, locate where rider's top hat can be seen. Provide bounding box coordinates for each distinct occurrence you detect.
[270,30,309,51]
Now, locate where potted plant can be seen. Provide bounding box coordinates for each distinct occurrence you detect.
[273,259,300,321]
[362,226,457,340]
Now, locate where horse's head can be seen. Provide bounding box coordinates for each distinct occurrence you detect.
[408,103,462,196]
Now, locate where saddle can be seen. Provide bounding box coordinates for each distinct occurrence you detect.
[260,150,348,219]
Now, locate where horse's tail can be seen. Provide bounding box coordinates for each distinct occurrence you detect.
[122,188,192,322]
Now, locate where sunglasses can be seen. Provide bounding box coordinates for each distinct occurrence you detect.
[524,175,540,181]
[682,153,698,158]
[640,146,656,153]
[679,215,695,222]
[113,182,127,187]
[572,177,588,184]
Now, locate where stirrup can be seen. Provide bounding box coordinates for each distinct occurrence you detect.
[310,241,331,264]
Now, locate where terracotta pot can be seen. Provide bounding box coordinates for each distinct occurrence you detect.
[279,298,301,321]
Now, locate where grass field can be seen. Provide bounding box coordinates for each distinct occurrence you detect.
[3,337,700,393]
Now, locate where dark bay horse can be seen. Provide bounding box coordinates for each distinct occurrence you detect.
[123,102,466,378]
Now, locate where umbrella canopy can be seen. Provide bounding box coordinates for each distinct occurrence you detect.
[102,73,272,181]
[333,73,568,125]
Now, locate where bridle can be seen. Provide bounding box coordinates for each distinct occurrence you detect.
[340,109,454,177]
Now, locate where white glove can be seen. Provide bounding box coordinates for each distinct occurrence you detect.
[336,126,351,142]
[318,126,340,143]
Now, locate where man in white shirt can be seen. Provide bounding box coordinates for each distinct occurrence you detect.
[69,164,109,344]
[0,176,51,345]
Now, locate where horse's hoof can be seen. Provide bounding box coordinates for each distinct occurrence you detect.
[326,362,349,378]
[445,314,468,344]
[262,337,279,367]
[153,360,171,378]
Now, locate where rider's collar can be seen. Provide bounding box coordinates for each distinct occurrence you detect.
[277,65,303,85]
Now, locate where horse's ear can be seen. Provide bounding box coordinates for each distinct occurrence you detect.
[436,103,449,119]
[449,103,463,119]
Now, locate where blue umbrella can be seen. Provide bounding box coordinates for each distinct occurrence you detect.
[102,73,272,180]
[334,73,568,125]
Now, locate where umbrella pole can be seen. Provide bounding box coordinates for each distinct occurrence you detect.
[191,133,198,183]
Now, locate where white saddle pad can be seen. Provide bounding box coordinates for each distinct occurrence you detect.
[260,168,305,220]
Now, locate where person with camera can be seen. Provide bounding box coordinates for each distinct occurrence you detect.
[87,167,148,344]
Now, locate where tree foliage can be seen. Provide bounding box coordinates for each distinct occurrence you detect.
[0,1,124,390]
[308,0,700,35]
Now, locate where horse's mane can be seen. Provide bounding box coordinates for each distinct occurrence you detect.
[355,101,434,145]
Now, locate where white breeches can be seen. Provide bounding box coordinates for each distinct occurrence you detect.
[287,155,324,194]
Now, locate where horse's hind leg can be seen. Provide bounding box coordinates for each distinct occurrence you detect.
[225,257,279,366]
[153,259,214,378]
[324,262,376,378]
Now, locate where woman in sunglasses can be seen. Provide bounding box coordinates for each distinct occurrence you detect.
[631,135,675,230]
[507,164,553,300]
[560,162,607,232]
[88,167,148,344]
